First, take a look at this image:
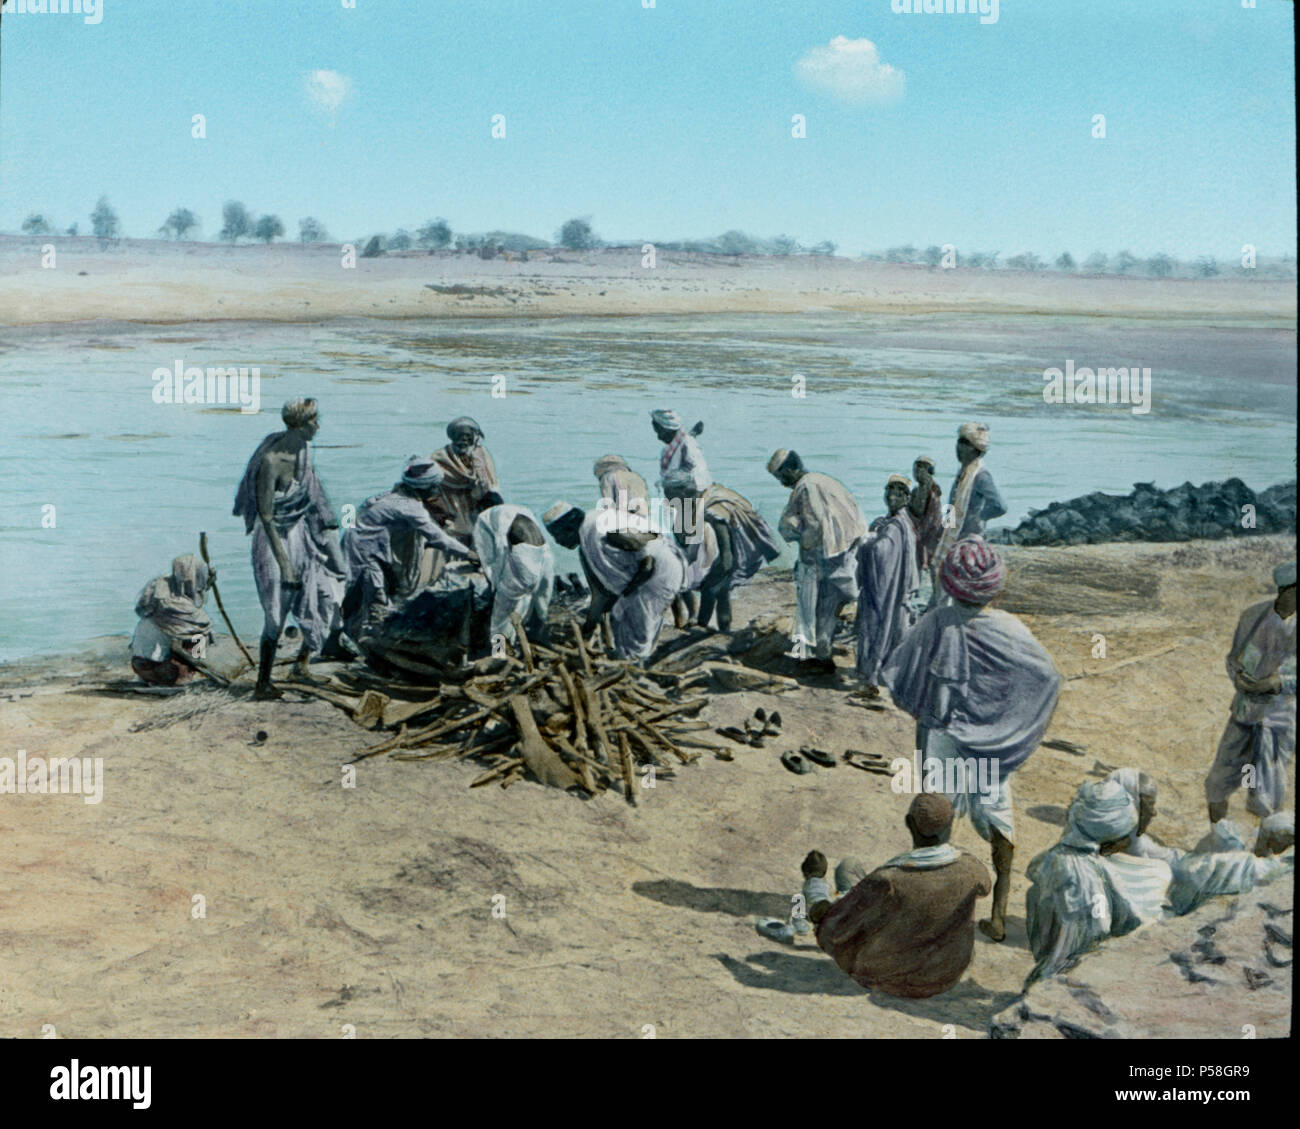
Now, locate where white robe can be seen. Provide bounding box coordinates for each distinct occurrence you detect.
[578,508,685,661]
[1026,846,1172,983]
[472,504,554,645]
[779,472,866,658]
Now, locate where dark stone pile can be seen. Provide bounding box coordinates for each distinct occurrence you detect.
[995,479,1296,547]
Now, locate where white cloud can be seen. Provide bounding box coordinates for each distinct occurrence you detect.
[795,37,904,104]
[305,69,354,115]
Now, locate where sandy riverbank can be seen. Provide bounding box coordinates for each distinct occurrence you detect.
[0,534,1293,1038]
[1,238,1294,328]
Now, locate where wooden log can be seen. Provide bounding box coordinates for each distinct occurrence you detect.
[555,664,591,758]
[549,733,613,789]
[617,731,637,807]
[570,618,595,679]
[624,727,665,768]
[508,613,535,672]
[383,695,446,728]
[471,758,524,788]
[580,681,613,766]
[508,695,584,790]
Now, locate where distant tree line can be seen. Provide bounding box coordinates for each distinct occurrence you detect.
[7,203,1297,278]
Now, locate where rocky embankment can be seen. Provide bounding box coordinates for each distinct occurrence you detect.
[996,479,1296,547]
[989,881,1293,1039]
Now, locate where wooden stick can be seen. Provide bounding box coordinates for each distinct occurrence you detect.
[471,758,524,787]
[199,531,257,669]
[580,681,613,766]
[570,617,594,679]
[508,613,535,672]
[617,731,637,807]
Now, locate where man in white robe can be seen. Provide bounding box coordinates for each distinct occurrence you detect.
[652,409,711,558]
[1205,560,1296,822]
[343,458,477,635]
[855,474,921,693]
[768,449,867,675]
[882,535,1061,942]
[545,501,686,663]
[1025,778,1173,984]
[1166,813,1294,916]
[472,502,554,648]
[233,397,347,698]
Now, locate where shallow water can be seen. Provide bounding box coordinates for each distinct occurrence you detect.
[0,311,1294,661]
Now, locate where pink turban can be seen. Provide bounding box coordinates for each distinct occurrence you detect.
[939,535,1006,604]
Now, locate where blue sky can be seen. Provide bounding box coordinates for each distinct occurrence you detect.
[0,0,1294,257]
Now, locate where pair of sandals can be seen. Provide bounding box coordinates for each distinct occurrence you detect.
[780,746,836,774]
[717,708,783,748]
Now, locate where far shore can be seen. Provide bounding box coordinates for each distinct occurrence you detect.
[1,237,1295,329]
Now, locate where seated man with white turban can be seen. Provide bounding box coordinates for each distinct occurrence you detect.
[855,474,921,695]
[768,449,867,675]
[651,410,711,561]
[1025,778,1173,984]
[1107,767,1185,865]
[930,423,1006,607]
[429,416,500,542]
[131,554,216,685]
[343,457,478,634]
[472,501,554,648]
[882,535,1062,942]
[233,397,347,698]
[545,500,685,663]
[1166,812,1294,917]
[1205,559,1296,824]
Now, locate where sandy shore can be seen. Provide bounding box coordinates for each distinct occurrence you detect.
[1,238,1294,328]
[0,534,1292,1038]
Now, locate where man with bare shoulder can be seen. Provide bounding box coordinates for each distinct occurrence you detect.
[233,397,346,699]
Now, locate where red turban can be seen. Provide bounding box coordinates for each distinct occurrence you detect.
[939,535,1006,604]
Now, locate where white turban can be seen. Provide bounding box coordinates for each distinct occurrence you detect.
[887,474,913,491]
[650,408,682,431]
[1274,560,1296,588]
[766,449,792,475]
[401,457,444,491]
[1107,767,1156,808]
[958,422,990,452]
[1062,779,1138,850]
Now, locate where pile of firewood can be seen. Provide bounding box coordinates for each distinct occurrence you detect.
[284,614,724,803]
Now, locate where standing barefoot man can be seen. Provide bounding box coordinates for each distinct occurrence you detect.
[233,397,346,700]
[882,536,1062,942]
[1205,560,1296,826]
